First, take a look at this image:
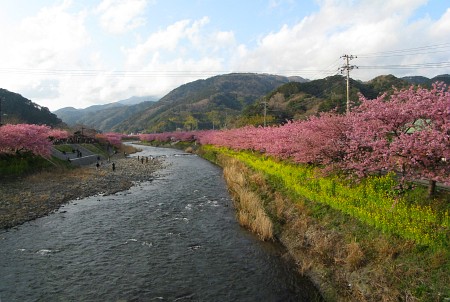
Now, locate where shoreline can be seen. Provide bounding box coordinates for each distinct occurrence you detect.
[0,155,163,230]
[198,146,449,301]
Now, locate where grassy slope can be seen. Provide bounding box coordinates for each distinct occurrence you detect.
[0,153,73,179]
[198,145,449,302]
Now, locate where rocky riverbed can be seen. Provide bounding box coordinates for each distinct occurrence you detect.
[0,155,163,229]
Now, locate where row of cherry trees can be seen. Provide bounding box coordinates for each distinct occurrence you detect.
[0,125,126,158]
[141,83,449,187]
[96,132,124,147]
[4,83,445,188]
[0,124,69,157]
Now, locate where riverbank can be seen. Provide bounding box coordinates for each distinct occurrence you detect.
[0,154,163,229]
[198,146,449,302]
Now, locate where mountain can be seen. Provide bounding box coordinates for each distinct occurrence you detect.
[54,96,158,131]
[429,74,450,84]
[117,96,158,106]
[401,76,430,85]
[402,74,450,86]
[112,73,302,133]
[54,72,448,133]
[0,88,64,127]
[240,74,427,125]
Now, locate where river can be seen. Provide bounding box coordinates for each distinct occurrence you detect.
[0,145,322,301]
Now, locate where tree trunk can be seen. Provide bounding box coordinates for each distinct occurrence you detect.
[428,180,436,198]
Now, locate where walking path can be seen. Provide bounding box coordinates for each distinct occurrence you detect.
[51,144,106,166]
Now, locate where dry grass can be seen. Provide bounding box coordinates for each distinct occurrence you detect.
[274,192,286,219]
[344,241,365,270]
[221,157,273,241]
[249,171,269,191]
[210,151,450,301]
[118,144,138,155]
[430,249,448,269]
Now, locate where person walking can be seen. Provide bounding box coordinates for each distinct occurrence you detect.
[112,162,116,171]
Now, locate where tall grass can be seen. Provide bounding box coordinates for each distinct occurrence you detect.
[222,156,273,241]
[206,146,449,248]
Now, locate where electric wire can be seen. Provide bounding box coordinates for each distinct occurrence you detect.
[0,43,448,78]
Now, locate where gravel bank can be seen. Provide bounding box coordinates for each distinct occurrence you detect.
[0,156,163,229]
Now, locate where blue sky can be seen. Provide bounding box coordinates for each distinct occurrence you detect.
[0,0,449,110]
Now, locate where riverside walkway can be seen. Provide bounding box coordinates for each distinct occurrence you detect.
[51,144,106,166]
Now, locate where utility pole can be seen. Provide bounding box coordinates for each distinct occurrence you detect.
[340,54,358,114]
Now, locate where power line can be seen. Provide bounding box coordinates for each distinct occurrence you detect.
[0,66,355,78]
[358,61,450,70]
[357,42,450,58]
[0,43,448,80]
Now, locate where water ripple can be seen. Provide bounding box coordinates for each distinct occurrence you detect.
[0,145,323,302]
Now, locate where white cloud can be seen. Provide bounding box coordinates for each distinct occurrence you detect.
[232,0,449,80]
[267,0,296,13]
[430,8,450,38]
[113,16,235,104]
[123,17,228,67]
[17,1,90,68]
[0,1,92,109]
[96,0,149,34]
[0,0,448,112]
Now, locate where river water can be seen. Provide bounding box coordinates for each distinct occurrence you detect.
[0,145,322,301]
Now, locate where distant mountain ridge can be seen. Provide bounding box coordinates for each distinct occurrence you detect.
[0,88,64,127]
[54,96,158,131]
[4,73,447,132]
[117,96,156,106]
[112,73,305,133]
[112,73,449,133]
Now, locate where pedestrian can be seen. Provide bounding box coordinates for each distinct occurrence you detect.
[138,155,140,160]
[112,162,116,171]
[146,157,148,163]
[141,157,144,164]
[96,162,100,169]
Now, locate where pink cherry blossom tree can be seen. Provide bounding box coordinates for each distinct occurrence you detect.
[137,82,448,196]
[0,124,54,157]
[96,132,123,147]
[345,82,449,195]
[47,128,70,141]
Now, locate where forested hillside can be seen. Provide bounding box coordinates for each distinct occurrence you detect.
[241,74,449,125]
[112,73,302,133]
[0,89,63,127]
[54,96,158,131]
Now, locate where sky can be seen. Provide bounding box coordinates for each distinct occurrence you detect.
[0,0,449,111]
